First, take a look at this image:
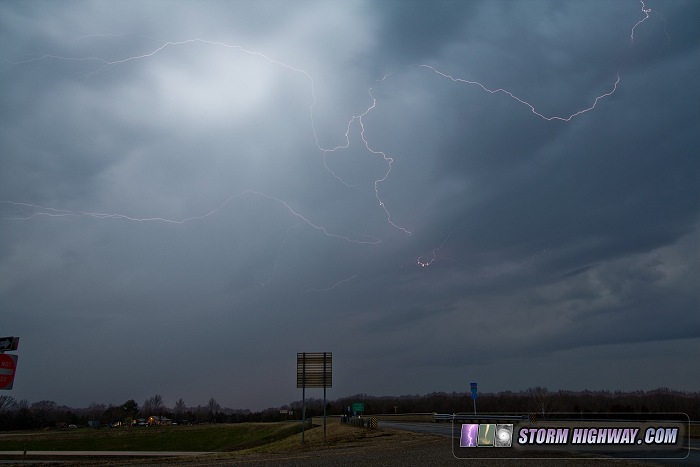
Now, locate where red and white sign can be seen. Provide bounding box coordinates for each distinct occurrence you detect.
[0,354,18,390]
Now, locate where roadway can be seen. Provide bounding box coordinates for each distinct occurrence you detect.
[379,421,700,467]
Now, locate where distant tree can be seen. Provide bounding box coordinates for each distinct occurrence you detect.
[152,394,165,415]
[143,394,165,416]
[141,399,152,417]
[14,407,34,429]
[88,402,105,423]
[194,405,208,423]
[30,400,57,411]
[527,387,558,416]
[121,399,139,420]
[175,398,186,422]
[0,395,18,430]
[0,395,17,413]
[29,400,58,427]
[103,405,117,424]
[207,398,220,422]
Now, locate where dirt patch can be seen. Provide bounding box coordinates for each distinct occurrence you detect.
[249,422,429,452]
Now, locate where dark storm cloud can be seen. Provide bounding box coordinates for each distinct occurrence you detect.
[374,0,475,64]
[1,0,698,410]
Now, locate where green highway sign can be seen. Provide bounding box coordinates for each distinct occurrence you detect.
[352,402,364,412]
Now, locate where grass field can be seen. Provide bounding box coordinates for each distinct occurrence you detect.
[0,422,304,452]
[0,421,696,455]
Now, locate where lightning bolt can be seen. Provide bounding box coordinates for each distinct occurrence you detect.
[1,191,381,245]
[301,274,359,293]
[260,223,299,287]
[468,424,478,447]
[1,1,667,277]
[417,233,452,268]
[631,0,652,43]
[359,89,411,236]
[316,88,411,234]
[5,36,412,235]
[460,424,479,447]
[417,65,620,122]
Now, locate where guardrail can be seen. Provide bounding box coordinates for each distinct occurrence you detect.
[434,413,529,422]
[370,413,435,422]
[435,414,694,424]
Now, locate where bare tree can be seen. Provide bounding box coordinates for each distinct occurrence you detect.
[141,398,152,417]
[195,405,207,423]
[144,394,165,417]
[175,398,186,422]
[207,397,220,423]
[0,395,17,413]
[88,402,105,424]
[527,387,558,416]
[152,394,165,415]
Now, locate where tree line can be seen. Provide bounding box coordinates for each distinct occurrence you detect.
[0,395,241,430]
[327,387,700,419]
[1,387,698,431]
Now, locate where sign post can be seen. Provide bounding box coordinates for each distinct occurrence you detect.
[297,352,332,444]
[470,382,477,415]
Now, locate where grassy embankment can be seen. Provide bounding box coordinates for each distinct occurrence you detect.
[0,422,303,452]
[1,421,696,454]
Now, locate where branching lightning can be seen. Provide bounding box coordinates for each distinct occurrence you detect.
[418,65,620,122]
[417,233,452,268]
[1,191,381,245]
[631,0,652,43]
[1,0,667,282]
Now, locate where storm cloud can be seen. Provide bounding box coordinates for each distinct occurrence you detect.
[1,0,698,410]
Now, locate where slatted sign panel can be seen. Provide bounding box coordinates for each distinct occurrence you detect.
[297,352,332,388]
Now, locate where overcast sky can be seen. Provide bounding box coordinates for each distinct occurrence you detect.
[1,0,698,411]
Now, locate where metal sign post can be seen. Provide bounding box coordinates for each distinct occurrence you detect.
[470,382,477,415]
[323,353,327,438]
[302,354,306,445]
[297,352,332,445]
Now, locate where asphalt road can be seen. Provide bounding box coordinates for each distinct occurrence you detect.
[1,424,696,467]
[379,421,699,467]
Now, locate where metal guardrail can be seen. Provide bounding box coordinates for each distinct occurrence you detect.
[433,413,453,421]
[434,413,528,422]
[435,413,694,424]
